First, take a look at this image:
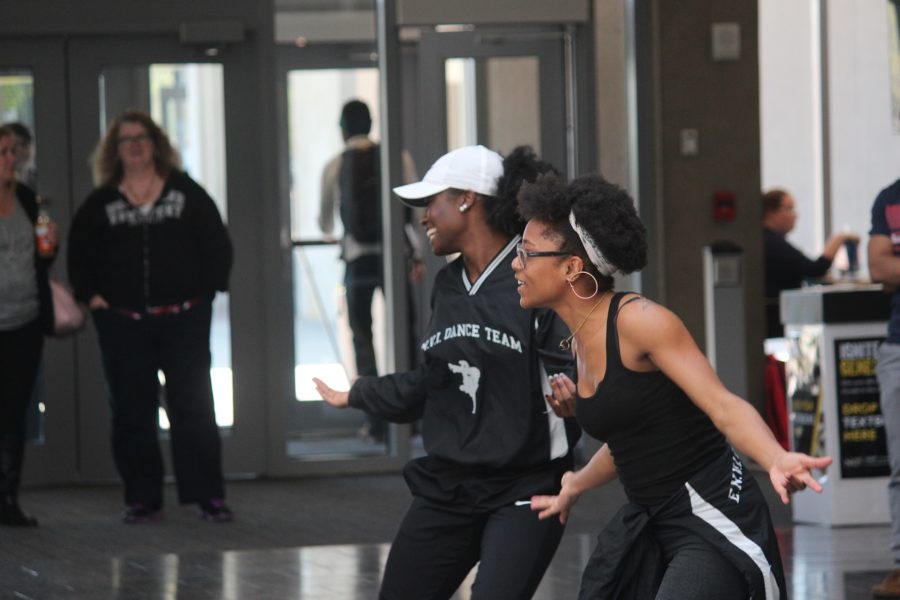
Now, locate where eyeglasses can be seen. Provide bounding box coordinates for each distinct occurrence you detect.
[117,133,151,146]
[515,242,570,267]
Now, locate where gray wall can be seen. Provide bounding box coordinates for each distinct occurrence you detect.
[644,0,764,408]
[0,2,261,35]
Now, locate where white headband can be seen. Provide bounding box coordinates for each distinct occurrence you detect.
[568,210,618,277]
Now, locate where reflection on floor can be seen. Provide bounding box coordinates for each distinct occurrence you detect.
[286,436,387,459]
[3,528,893,599]
[1,477,894,599]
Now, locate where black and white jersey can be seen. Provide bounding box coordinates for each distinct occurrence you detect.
[349,237,580,509]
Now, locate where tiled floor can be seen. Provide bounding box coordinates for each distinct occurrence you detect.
[4,528,894,599]
[1,478,895,599]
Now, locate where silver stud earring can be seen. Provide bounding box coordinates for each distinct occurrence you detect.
[459,204,468,213]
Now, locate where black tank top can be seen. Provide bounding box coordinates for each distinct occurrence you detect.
[575,293,727,507]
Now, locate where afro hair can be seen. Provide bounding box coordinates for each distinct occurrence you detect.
[517,173,647,279]
[569,175,647,275]
[483,145,559,237]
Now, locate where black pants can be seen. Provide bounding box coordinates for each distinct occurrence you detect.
[379,497,565,600]
[345,254,382,377]
[93,302,224,508]
[0,318,43,496]
[345,254,384,436]
[653,521,749,599]
[0,318,43,438]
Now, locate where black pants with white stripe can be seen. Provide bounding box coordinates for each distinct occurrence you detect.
[652,520,748,598]
[579,448,785,599]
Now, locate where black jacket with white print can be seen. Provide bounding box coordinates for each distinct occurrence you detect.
[349,237,581,511]
[68,171,231,311]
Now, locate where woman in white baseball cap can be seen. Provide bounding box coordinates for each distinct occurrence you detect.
[315,145,582,599]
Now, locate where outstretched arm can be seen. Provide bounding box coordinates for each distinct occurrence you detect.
[619,300,832,504]
[530,443,618,523]
[313,378,350,407]
[314,363,430,423]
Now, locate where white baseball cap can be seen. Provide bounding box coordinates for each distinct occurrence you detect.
[393,145,503,207]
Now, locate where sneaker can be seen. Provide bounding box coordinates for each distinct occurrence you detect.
[874,569,900,598]
[199,498,233,523]
[122,503,162,524]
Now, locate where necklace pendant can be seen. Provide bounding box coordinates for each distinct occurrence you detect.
[559,338,572,351]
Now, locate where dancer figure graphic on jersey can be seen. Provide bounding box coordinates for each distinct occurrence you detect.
[448,360,480,413]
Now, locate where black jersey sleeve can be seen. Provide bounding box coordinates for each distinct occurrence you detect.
[348,363,431,423]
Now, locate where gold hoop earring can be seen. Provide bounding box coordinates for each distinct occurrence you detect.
[568,271,599,300]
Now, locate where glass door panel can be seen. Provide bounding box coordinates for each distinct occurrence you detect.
[0,70,37,182]
[444,58,477,150]
[286,67,389,458]
[483,56,541,155]
[443,56,541,155]
[418,28,568,175]
[97,63,233,430]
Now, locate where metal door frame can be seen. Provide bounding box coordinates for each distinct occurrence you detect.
[268,42,414,476]
[0,38,79,485]
[416,26,570,175]
[66,35,266,481]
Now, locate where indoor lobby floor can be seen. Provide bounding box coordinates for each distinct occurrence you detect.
[0,474,894,599]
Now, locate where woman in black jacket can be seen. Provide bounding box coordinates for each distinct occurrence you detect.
[0,124,54,526]
[68,109,233,525]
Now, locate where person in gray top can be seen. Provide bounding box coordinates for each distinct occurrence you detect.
[0,124,55,527]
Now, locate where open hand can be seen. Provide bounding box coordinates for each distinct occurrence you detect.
[530,470,580,524]
[768,452,833,504]
[312,377,350,408]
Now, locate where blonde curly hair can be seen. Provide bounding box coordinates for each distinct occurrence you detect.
[91,108,181,187]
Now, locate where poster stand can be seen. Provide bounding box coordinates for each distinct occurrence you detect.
[782,285,892,526]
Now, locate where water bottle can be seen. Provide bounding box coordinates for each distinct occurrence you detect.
[34,196,56,258]
[844,239,859,274]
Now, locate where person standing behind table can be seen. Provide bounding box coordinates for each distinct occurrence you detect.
[517,175,831,599]
[314,145,581,600]
[68,109,233,524]
[0,125,55,527]
[318,99,417,443]
[868,180,900,599]
[762,188,859,338]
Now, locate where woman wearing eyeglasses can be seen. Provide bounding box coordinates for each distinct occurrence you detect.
[516,174,831,599]
[68,109,233,525]
[314,145,581,599]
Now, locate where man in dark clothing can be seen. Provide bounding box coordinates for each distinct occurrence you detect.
[319,100,384,441]
[762,189,858,338]
[869,179,900,598]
